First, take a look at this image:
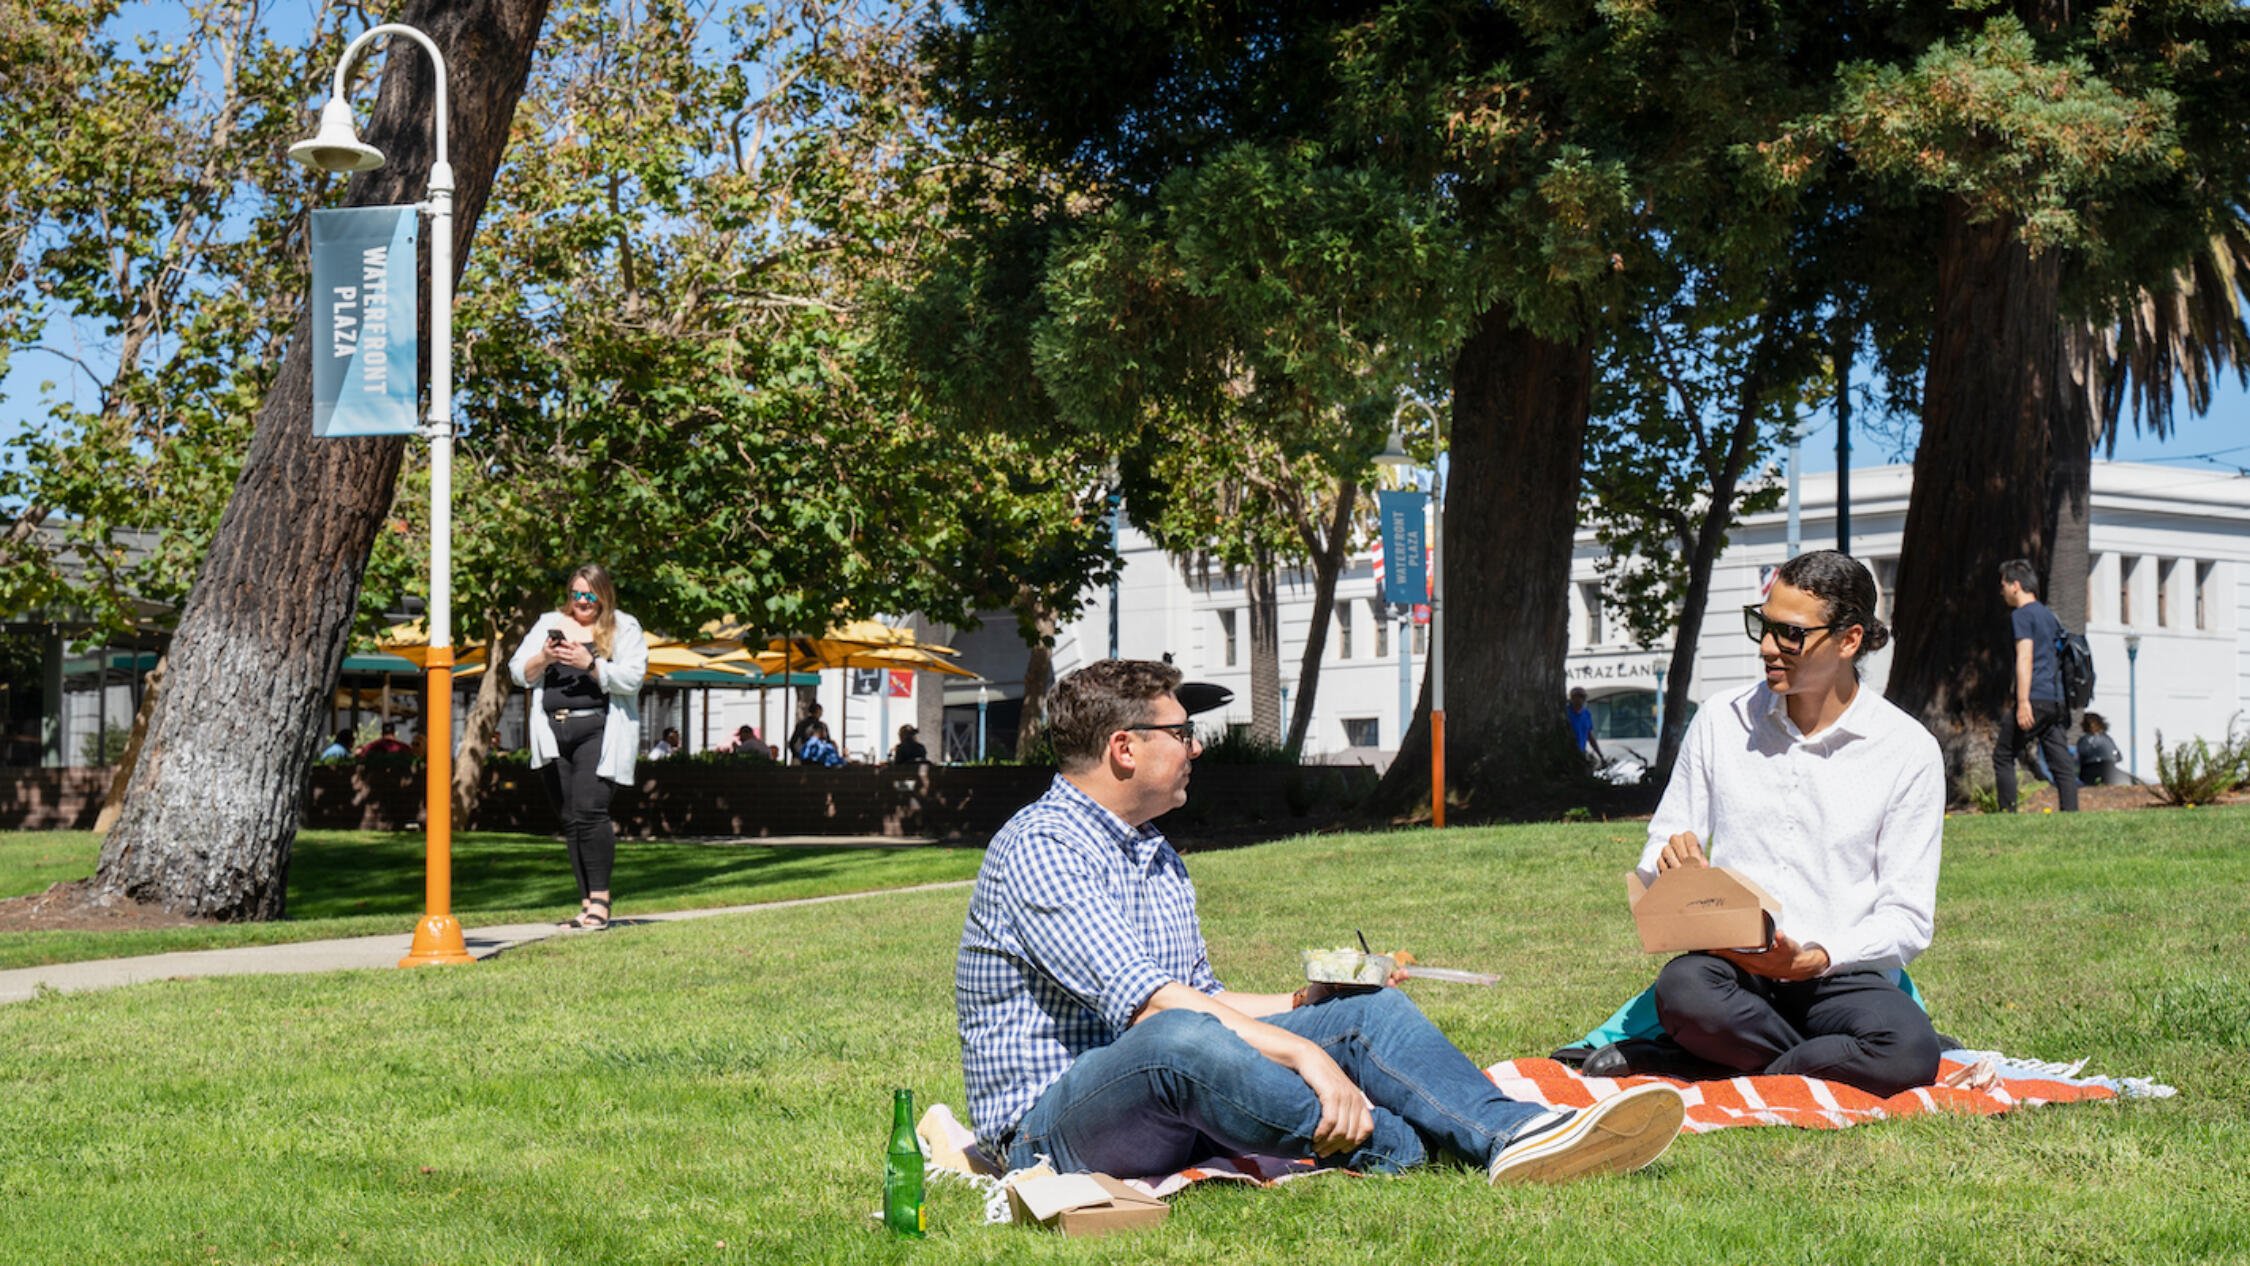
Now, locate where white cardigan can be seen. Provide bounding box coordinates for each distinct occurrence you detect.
[509,610,650,786]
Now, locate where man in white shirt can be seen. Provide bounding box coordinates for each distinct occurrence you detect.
[1587,550,1946,1097]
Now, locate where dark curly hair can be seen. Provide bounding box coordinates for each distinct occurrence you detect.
[1773,550,1891,677]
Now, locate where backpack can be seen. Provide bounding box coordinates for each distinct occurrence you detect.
[2055,627,2096,710]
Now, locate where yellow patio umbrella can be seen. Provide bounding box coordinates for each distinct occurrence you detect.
[373,620,489,669]
[454,642,755,680]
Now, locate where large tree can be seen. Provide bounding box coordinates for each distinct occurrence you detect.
[95,0,553,919]
[919,2,1829,816]
[1768,6,2250,774]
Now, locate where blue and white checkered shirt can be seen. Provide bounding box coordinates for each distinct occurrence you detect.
[955,775,1223,1153]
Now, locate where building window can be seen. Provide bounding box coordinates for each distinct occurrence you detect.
[1580,583,1604,646]
[1412,620,1428,655]
[2087,553,2102,625]
[1218,608,1238,667]
[1370,600,1389,658]
[1342,717,1380,748]
[1336,608,1354,660]
[2157,558,2174,627]
[2120,556,2136,625]
[2197,561,2215,630]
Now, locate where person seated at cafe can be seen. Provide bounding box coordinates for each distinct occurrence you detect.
[2076,712,2123,787]
[798,721,846,768]
[891,724,929,765]
[358,722,412,760]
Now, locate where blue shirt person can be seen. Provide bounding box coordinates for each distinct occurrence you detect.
[1567,687,1603,761]
[955,659,1684,1185]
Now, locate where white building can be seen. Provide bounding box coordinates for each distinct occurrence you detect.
[931,460,2250,779]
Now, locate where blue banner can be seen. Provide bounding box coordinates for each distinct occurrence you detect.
[1378,490,1428,606]
[310,206,419,437]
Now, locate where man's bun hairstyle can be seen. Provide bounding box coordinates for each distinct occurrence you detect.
[1774,550,1890,664]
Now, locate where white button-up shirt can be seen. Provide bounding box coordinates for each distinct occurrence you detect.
[1638,680,1945,975]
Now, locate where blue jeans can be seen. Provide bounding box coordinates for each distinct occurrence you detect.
[1002,989,1544,1177]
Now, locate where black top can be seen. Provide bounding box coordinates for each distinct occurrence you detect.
[2010,600,2065,703]
[545,659,605,709]
[891,738,929,765]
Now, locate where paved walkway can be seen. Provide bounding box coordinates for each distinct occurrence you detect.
[0,879,975,1006]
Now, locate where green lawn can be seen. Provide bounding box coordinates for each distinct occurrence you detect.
[0,830,986,970]
[2,809,2244,1263]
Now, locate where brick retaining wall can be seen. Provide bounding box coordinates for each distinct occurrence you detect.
[3,762,1378,841]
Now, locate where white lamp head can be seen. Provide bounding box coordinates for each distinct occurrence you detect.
[288,97,386,173]
[1372,426,1413,469]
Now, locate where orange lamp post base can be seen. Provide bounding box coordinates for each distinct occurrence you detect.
[400,912,474,967]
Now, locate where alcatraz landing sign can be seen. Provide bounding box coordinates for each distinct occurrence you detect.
[310,206,420,437]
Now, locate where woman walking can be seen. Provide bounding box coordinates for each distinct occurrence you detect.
[510,564,649,930]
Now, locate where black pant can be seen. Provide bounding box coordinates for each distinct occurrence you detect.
[1994,700,2078,812]
[1652,953,1942,1097]
[541,712,616,899]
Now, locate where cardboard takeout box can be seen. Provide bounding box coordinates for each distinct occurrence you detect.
[1007,1171,1168,1237]
[1626,865,1781,953]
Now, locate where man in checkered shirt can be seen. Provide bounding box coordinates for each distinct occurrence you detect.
[955,659,1685,1184]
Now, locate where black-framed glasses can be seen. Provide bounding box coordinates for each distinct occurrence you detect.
[568,589,600,604]
[1127,722,1201,749]
[1742,605,1846,653]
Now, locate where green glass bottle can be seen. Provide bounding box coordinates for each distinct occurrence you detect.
[883,1088,926,1238]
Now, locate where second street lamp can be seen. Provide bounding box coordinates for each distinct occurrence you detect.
[291,22,471,968]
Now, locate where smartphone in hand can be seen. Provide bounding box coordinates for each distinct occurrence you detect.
[547,629,565,646]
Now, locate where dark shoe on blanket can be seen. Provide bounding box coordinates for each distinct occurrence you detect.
[1488,1083,1685,1185]
[1584,1037,1735,1082]
[1550,1045,1594,1069]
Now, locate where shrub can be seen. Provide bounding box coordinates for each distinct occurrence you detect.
[2151,720,2250,807]
[1194,727,1295,766]
[79,724,131,766]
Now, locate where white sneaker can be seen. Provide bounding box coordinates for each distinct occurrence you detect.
[1487,1083,1686,1185]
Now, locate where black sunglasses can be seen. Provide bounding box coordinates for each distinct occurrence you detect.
[1742,604,1849,653]
[1126,722,1201,748]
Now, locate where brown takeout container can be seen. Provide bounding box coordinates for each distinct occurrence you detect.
[1625,865,1781,953]
[1007,1171,1168,1238]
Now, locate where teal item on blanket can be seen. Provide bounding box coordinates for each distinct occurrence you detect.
[1571,968,1928,1050]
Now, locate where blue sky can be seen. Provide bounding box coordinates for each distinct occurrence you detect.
[6,1,2246,483]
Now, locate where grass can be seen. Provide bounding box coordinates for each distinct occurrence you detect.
[1,808,2246,1263]
[0,830,985,970]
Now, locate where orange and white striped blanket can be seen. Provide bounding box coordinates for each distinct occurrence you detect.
[921,1051,2169,1214]
[1481,1052,2152,1133]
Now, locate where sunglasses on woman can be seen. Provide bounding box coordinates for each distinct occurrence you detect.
[568,589,600,604]
[1742,605,1848,654]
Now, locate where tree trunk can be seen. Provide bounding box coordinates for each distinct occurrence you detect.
[1373,304,1595,818]
[93,655,165,835]
[94,0,552,919]
[1283,478,1359,758]
[1657,402,1769,773]
[1245,549,1282,745]
[2049,320,2101,639]
[1884,200,2059,785]
[1015,587,1056,757]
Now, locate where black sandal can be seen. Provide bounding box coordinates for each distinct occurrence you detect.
[565,898,611,931]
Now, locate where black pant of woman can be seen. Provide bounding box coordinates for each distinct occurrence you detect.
[542,712,616,908]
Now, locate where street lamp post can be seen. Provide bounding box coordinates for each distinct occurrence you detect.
[291,23,470,968]
[976,681,989,762]
[1376,396,1447,827]
[2125,633,2142,781]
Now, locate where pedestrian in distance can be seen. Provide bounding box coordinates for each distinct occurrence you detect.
[1995,559,2079,813]
[318,729,351,760]
[649,727,681,760]
[1567,687,1603,765]
[509,564,650,931]
[956,659,1685,1186]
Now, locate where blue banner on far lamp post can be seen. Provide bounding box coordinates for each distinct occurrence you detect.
[310,206,420,437]
[1377,489,1428,606]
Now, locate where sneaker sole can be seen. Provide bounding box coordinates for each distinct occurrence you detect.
[1489,1084,1686,1185]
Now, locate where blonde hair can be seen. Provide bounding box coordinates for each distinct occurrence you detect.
[560,563,619,657]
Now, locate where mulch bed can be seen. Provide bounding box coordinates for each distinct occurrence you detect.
[0,880,212,934]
